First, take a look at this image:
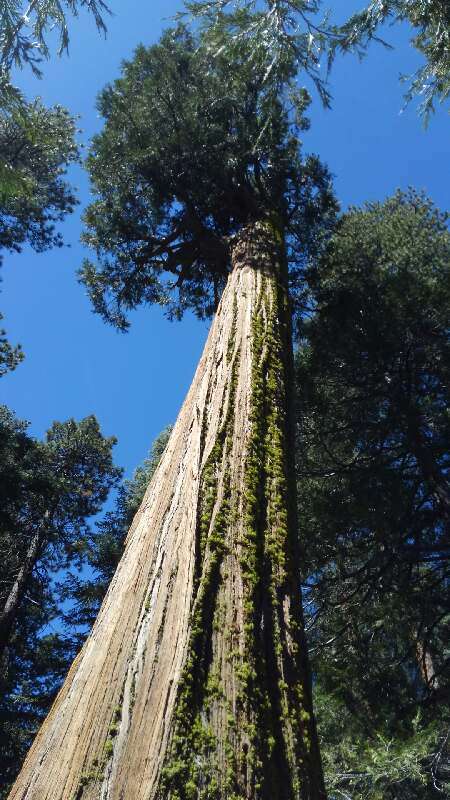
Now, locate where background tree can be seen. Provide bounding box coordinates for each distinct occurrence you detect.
[0,0,113,372]
[295,190,450,798]
[0,313,22,374]
[0,406,122,658]
[0,100,78,246]
[0,100,79,373]
[0,406,121,795]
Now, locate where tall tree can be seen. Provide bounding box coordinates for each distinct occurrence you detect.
[10,22,335,800]
[0,407,121,662]
[295,191,450,798]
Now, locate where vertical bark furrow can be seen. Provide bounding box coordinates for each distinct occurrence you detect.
[9,221,325,800]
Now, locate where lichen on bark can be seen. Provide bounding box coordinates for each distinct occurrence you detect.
[157,220,325,800]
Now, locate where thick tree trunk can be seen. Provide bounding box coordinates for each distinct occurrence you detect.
[10,220,326,800]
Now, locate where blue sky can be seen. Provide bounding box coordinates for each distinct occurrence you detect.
[1,0,448,482]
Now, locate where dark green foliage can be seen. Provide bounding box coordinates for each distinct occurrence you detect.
[80,24,336,328]
[314,687,447,800]
[0,406,122,642]
[0,100,78,251]
[296,191,450,798]
[0,406,121,795]
[0,312,22,375]
[0,99,79,374]
[0,0,111,376]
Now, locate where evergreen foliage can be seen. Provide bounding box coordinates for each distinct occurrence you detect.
[0,312,22,375]
[0,0,109,80]
[0,0,111,374]
[0,407,121,794]
[0,99,79,374]
[184,0,335,107]
[296,191,450,798]
[80,23,336,328]
[333,0,450,119]
[0,100,78,249]
[187,0,450,120]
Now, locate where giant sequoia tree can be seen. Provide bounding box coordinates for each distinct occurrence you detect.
[10,22,335,800]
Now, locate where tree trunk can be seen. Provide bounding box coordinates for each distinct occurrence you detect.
[9,220,326,800]
[412,627,440,691]
[0,523,45,664]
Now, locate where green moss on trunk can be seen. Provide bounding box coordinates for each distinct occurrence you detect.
[157,220,325,800]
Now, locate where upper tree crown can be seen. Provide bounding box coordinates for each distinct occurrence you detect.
[81,23,336,328]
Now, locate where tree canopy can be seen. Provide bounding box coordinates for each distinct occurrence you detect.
[0,99,78,374]
[80,23,336,328]
[0,100,78,247]
[0,0,112,374]
[296,190,450,798]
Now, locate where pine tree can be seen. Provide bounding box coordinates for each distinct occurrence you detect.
[0,406,121,794]
[9,22,335,800]
[0,100,79,373]
[0,409,121,662]
[295,191,450,798]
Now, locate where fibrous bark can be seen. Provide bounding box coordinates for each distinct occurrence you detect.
[10,220,325,800]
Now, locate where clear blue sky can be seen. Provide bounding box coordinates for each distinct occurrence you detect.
[1,0,448,481]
